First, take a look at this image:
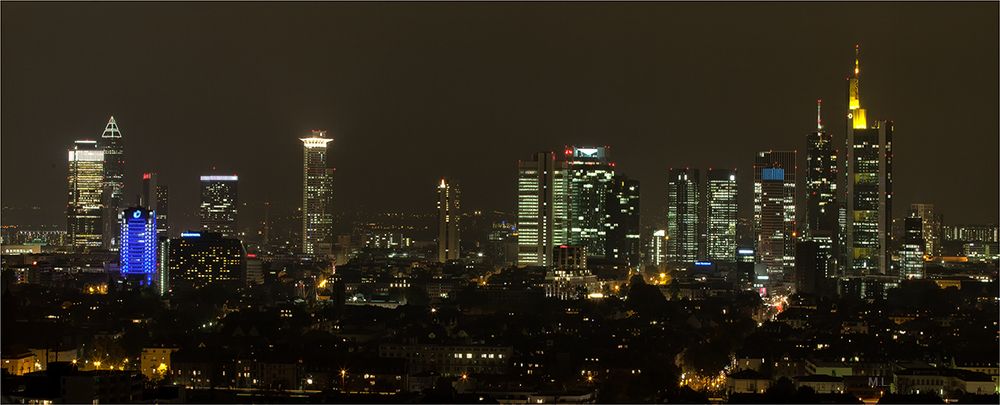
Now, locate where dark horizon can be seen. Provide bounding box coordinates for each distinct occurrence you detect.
[3,2,998,233]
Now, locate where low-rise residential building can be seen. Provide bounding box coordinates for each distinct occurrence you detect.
[378,343,513,376]
[795,374,845,393]
[727,370,771,394]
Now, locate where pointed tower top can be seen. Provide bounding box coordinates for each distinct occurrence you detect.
[854,44,860,77]
[816,99,823,131]
[102,116,121,138]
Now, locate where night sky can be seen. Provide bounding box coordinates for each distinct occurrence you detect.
[3,2,998,233]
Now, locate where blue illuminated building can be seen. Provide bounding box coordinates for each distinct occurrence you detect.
[120,207,157,284]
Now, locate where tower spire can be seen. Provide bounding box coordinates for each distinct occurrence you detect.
[816,99,823,131]
[854,44,860,78]
[102,116,121,138]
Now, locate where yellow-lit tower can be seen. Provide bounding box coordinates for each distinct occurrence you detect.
[847,45,867,130]
[843,44,894,280]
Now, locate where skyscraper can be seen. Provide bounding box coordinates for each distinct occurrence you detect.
[199,175,239,238]
[566,146,616,258]
[666,168,700,264]
[794,239,834,297]
[168,231,246,289]
[120,207,157,284]
[753,150,797,276]
[300,130,335,256]
[648,229,667,267]
[99,116,125,251]
[909,203,941,257]
[437,178,461,262]
[67,140,105,248]
[604,176,640,268]
[517,151,569,267]
[844,45,893,276]
[705,169,738,262]
[141,173,169,239]
[805,100,838,236]
[899,216,925,279]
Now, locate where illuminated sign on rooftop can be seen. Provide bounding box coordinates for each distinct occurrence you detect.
[181,232,201,238]
[571,146,607,160]
[200,175,238,182]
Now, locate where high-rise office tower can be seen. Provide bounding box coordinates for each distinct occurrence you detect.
[604,176,640,267]
[566,146,616,258]
[794,239,833,297]
[67,140,105,248]
[517,151,569,267]
[666,168,700,264]
[899,216,925,279]
[120,207,157,285]
[199,175,239,238]
[753,150,797,276]
[300,130,335,256]
[705,169,738,262]
[99,117,125,251]
[168,231,246,289]
[943,224,999,243]
[736,247,756,289]
[649,229,667,267]
[141,173,169,239]
[805,100,838,236]
[909,203,941,257]
[844,45,894,276]
[437,178,461,262]
[158,238,169,296]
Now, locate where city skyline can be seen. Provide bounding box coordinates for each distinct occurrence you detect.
[2,3,998,404]
[2,3,998,232]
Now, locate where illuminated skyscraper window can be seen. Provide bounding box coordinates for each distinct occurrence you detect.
[67,140,105,248]
[120,207,157,285]
[517,151,569,267]
[754,151,797,277]
[706,169,737,262]
[300,130,335,256]
[667,168,699,264]
[199,175,239,238]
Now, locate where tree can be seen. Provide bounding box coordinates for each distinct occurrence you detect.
[404,285,431,306]
[765,377,796,403]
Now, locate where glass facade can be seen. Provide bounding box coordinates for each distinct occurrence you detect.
[437,178,461,262]
[199,175,239,238]
[805,116,838,236]
[845,123,892,275]
[517,151,569,267]
[99,117,125,251]
[753,151,797,276]
[168,232,246,288]
[566,146,615,258]
[67,140,105,248]
[120,207,157,284]
[142,172,169,239]
[899,216,925,279]
[909,203,940,257]
[301,130,335,256]
[706,169,737,262]
[604,176,640,267]
[667,168,699,264]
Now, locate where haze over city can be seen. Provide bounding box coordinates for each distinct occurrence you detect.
[2,2,997,232]
[1,2,998,404]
